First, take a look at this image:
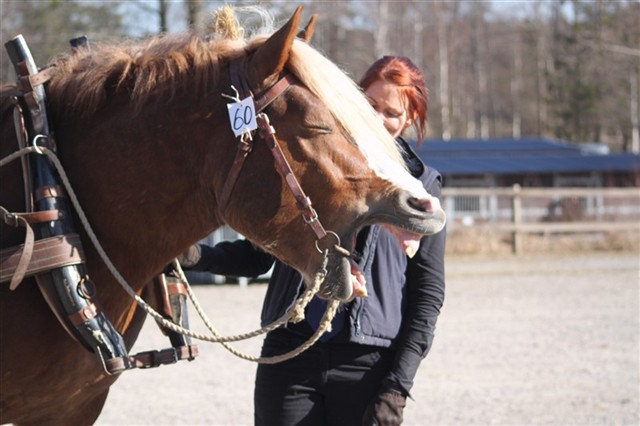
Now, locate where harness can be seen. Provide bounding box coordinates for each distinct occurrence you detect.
[1,35,197,375]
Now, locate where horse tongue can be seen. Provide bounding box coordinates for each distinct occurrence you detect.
[318,250,354,301]
[382,225,422,258]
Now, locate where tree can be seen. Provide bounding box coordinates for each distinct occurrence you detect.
[1,0,636,151]
[1,1,124,82]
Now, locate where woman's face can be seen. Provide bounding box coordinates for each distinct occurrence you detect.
[365,79,412,138]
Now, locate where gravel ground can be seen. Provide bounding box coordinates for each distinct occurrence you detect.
[96,251,639,426]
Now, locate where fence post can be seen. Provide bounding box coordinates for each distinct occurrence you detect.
[511,184,522,254]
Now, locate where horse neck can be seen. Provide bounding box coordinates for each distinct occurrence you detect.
[57,93,234,310]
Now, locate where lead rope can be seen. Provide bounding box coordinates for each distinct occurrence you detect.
[1,145,339,363]
[173,257,340,363]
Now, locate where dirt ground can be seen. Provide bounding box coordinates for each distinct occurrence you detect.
[95,251,639,426]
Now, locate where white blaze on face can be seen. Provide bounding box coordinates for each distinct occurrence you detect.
[355,127,429,199]
[376,154,429,198]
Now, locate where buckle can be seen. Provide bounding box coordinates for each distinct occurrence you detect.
[139,348,178,369]
[302,207,318,224]
[2,212,20,227]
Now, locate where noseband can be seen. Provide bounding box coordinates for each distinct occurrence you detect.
[219,58,349,256]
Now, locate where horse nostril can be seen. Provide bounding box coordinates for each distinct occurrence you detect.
[408,196,440,213]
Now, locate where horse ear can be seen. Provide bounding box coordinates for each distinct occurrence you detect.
[249,6,303,80]
[297,15,317,43]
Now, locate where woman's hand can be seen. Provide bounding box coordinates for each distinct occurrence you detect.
[362,389,406,425]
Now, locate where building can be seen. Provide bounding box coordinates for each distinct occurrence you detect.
[415,137,640,188]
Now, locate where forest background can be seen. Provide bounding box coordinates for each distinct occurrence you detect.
[1,0,639,153]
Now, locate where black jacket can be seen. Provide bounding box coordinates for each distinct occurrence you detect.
[186,139,446,395]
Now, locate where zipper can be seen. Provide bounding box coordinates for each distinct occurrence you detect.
[354,299,365,337]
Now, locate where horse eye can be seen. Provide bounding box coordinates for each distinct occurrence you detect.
[304,124,332,135]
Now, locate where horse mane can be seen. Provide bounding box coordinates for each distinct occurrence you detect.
[45,5,270,118]
[46,33,237,118]
[45,5,404,166]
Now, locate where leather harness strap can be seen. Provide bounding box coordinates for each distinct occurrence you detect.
[166,276,187,296]
[217,136,253,214]
[68,302,98,325]
[1,211,33,290]
[34,185,65,202]
[1,205,68,290]
[105,345,199,373]
[17,66,56,94]
[3,209,61,226]
[0,233,85,286]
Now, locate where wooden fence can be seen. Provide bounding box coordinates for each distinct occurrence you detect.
[441,186,640,254]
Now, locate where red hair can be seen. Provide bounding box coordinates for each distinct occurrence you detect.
[359,56,429,143]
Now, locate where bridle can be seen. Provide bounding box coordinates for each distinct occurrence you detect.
[219,57,349,255]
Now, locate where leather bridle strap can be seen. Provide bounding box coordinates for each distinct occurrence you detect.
[256,114,327,241]
[220,59,342,248]
[218,58,297,215]
[228,57,298,111]
[229,57,251,99]
[254,73,298,113]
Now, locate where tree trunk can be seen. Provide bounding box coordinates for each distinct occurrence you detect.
[435,1,451,140]
[631,68,640,153]
[375,0,390,57]
[511,34,523,139]
[186,0,203,29]
[159,0,168,33]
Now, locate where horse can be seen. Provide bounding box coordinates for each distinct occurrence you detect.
[0,6,445,425]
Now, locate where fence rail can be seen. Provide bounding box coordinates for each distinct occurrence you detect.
[441,186,640,253]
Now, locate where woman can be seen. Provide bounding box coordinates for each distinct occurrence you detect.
[181,56,445,425]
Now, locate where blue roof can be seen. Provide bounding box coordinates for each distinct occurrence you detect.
[413,138,640,175]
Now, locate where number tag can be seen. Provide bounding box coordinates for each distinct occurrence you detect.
[227,97,257,137]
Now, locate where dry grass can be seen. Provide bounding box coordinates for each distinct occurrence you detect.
[446,228,640,255]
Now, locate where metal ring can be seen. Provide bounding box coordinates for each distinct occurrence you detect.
[32,134,46,154]
[314,230,341,254]
[77,276,96,299]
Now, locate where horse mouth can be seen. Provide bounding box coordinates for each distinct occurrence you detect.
[315,193,446,302]
[314,229,369,302]
[372,191,447,238]
[316,248,355,301]
[315,223,426,302]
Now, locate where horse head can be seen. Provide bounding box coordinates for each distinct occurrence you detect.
[215,7,446,300]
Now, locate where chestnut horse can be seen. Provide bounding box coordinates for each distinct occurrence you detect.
[0,6,445,425]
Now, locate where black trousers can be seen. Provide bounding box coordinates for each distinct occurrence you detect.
[254,328,395,426]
